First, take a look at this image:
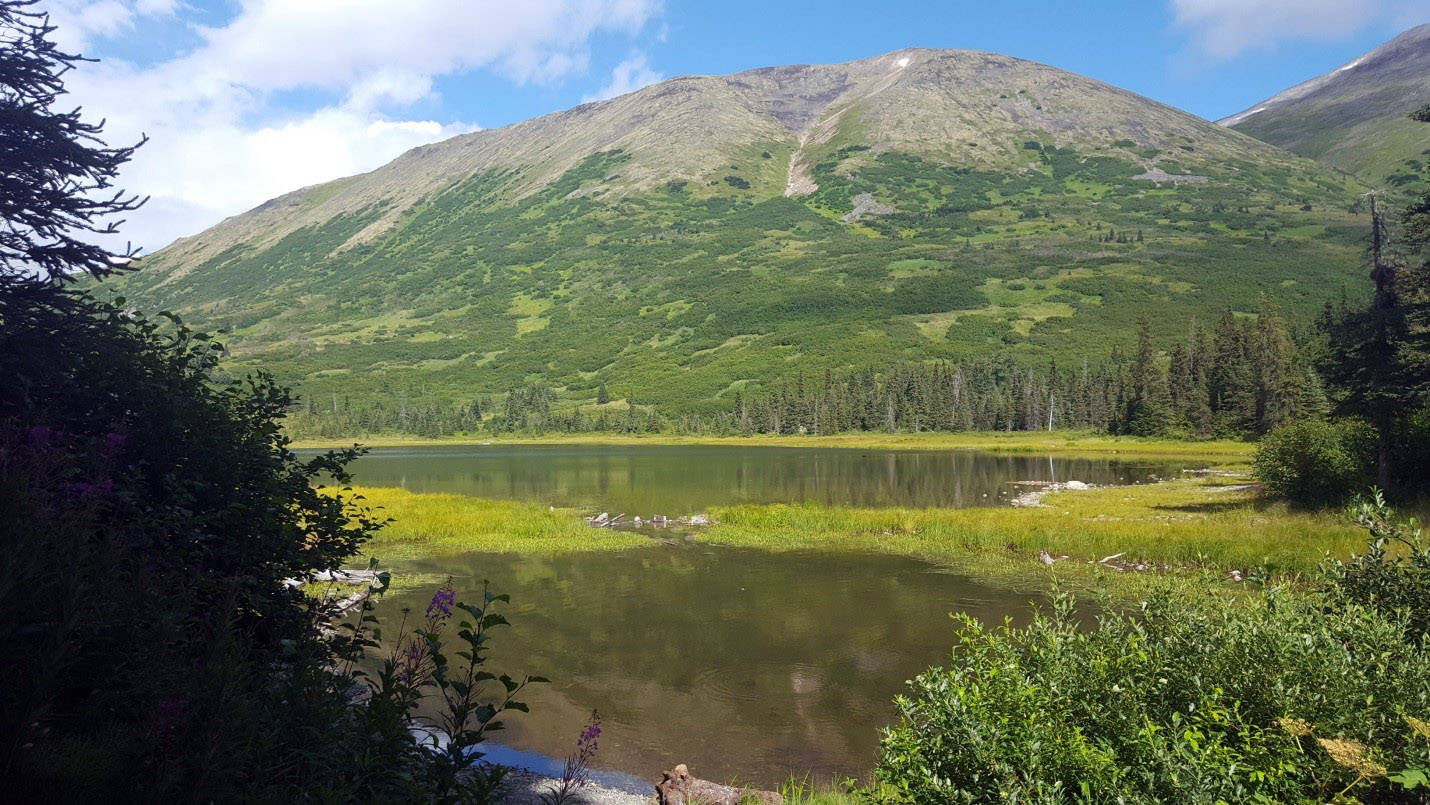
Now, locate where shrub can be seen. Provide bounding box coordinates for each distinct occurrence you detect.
[877,569,1430,801]
[1253,419,1373,506]
[1324,492,1430,643]
[0,285,539,800]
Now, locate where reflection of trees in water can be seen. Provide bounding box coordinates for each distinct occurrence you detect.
[377,546,1050,787]
[350,447,1184,514]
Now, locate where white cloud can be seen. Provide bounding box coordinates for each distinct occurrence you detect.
[582,53,663,102]
[43,0,663,251]
[1172,0,1424,59]
[42,0,138,50]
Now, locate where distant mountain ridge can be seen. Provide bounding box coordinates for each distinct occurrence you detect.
[155,47,1317,273]
[109,47,1367,415]
[1222,24,1430,184]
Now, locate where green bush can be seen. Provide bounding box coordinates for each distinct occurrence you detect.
[1325,492,1430,643]
[0,286,535,800]
[876,556,1430,801]
[1253,419,1373,506]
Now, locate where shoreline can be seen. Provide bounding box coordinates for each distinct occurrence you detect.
[291,430,1254,462]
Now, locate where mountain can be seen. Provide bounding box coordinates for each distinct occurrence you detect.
[109,48,1368,416]
[1221,24,1430,186]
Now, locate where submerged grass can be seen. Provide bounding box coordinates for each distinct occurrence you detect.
[347,486,646,560]
[701,476,1361,576]
[292,430,1254,462]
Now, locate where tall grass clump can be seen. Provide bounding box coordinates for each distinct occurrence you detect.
[875,498,1430,802]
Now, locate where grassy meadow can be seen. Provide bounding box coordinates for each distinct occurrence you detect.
[348,486,647,559]
[297,429,1255,462]
[344,471,1360,578]
[702,475,1360,576]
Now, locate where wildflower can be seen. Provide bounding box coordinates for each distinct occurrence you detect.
[1277,717,1313,737]
[157,696,187,730]
[579,717,602,747]
[1408,715,1430,741]
[26,425,53,446]
[426,582,456,618]
[64,478,114,498]
[543,711,602,805]
[103,432,126,453]
[1317,737,1387,777]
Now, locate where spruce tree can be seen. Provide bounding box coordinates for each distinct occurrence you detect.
[1322,185,1429,491]
[0,1,145,282]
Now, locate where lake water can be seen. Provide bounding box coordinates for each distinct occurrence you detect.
[347,445,1192,789]
[344,443,1184,515]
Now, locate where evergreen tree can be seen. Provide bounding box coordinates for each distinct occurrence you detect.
[1322,188,1429,491]
[0,1,145,281]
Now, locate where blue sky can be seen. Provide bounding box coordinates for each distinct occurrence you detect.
[41,0,1427,251]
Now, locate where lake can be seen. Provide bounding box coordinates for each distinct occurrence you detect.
[344,443,1185,515]
[347,445,1192,789]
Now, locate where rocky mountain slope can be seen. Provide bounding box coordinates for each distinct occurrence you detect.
[1222,24,1430,186]
[108,48,1368,415]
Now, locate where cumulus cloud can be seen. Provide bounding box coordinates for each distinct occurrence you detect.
[582,53,663,102]
[44,0,663,251]
[1172,0,1425,59]
[42,0,142,50]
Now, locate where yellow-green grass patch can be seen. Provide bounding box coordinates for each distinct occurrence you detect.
[292,430,1255,462]
[700,477,1358,576]
[346,486,645,560]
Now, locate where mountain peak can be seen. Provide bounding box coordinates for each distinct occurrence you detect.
[1220,24,1430,183]
[1220,23,1429,127]
[109,47,1364,416]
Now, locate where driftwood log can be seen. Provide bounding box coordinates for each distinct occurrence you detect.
[653,764,781,805]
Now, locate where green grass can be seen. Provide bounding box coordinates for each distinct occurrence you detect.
[700,476,1360,576]
[346,486,646,559]
[337,471,1358,577]
[293,430,1255,462]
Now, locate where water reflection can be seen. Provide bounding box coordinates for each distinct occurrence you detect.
[346,444,1187,514]
[379,545,1064,789]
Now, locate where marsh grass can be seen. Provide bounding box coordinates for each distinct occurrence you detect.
[339,474,1358,577]
[348,486,647,559]
[292,430,1254,462]
[702,476,1361,575]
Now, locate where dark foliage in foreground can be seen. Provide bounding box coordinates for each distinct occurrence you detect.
[877,499,1430,803]
[2,5,535,798]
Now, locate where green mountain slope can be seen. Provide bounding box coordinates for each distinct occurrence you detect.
[1222,24,1430,186]
[109,48,1368,416]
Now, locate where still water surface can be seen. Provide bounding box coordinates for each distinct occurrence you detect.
[346,443,1184,515]
[348,446,1189,788]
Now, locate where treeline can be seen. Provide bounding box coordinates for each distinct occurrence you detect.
[732,311,1322,438]
[289,383,664,439]
[288,308,1324,441]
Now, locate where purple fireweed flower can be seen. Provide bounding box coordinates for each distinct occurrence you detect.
[64,478,114,498]
[548,709,603,802]
[157,696,186,730]
[426,583,456,618]
[26,425,53,446]
[103,432,126,453]
[579,722,601,745]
